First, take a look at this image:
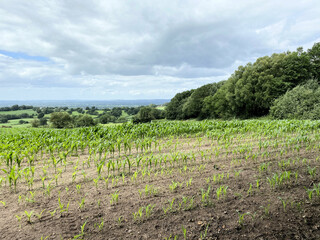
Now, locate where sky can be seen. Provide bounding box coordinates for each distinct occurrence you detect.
[0,0,320,100]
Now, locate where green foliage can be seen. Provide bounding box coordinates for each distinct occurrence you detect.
[270,80,320,120]
[211,50,312,118]
[49,112,96,128]
[99,113,116,124]
[73,114,97,127]
[31,119,40,128]
[165,43,319,119]
[165,90,194,120]
[50,112,73,128]
[307,42,320,81]
[133,106,164,123]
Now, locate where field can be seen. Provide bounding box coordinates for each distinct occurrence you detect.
[1,120,320,239]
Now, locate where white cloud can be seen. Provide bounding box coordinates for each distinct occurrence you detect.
[0,0,319,100]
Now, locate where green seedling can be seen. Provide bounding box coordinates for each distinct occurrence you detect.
[278,197,288,212]
[36,209,46,221]
[78,197,85,211]
[145,204,155,218]
[117,216,124,224]
[110,191,119,205]
[260,204,270,218]
[182,225,187,240]
[98,218,104,231]
[0,201,6,208]
[237,211,250,227]
[24,210,33,224]
[169,181,178,192]
[199,224,209,239]
[15,214,22,227]
[76,184,81,194]
[49,209,57,217]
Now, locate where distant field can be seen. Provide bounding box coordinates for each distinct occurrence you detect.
[0,109,36,115]
[0,118,33,128]
[156,106,166,110]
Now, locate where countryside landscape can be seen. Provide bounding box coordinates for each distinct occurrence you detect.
[1,42,320,239]
[1,1,320,239]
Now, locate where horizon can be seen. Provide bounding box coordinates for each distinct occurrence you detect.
[0,99,170,108]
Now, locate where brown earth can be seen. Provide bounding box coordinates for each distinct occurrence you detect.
[1,135,320,239]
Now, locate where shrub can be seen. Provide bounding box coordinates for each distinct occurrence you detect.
[270,80,320,120]
[73,114,97,127]
[49,112,73,128]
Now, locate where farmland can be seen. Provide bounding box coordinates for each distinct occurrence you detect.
[1,120,320,239]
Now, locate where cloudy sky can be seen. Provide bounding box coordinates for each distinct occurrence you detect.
[0,0,319,100]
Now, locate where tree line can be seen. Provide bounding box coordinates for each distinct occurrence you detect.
[165,42,320,120]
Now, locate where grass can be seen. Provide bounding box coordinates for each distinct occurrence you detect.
[0,118,34,128]
[0,109,37,115]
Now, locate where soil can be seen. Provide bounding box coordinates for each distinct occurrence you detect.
[1,134,320,240]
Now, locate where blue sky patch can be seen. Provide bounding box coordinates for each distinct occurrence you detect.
[0,50,50,62]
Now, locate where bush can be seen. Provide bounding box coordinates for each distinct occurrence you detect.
[133,107,165,123]
[49,112,73,128]
[39,118,48,126]
[99,113,116,124]
[19,120,28,124]
[0,116,8,123]
[31,119,40,128]
[73,114,97,127]
[270,80,320,120]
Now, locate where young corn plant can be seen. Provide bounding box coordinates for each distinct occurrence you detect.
[74,221,87,239]
[58,197,70,216]
[78,196,86,212]
[24,210,33,224]
[199,224,209,240]
[216,185,228,201]
[110,191,119,205]
[0,200,6,208]
[307,166,317,179]
[76,184,81,194]
[278,197,289,212]
[182,225,187,240]
[98,218,104,231]
[201,186,212,206]
[169,181,179,192]
[35,209,46,221]
[237,211,250,228]
[145,204,155,218]
[260,204,270,218]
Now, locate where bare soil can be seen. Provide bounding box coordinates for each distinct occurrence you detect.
[1,135,320,239]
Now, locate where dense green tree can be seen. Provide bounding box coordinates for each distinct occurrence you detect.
[111,107,123,118]
[270,80,320,120]
[37,112,45,118]
[49,112,73,128]
[182,84,213,119]
[0,116,8,123]
[73,114,96,127]
[165,90,194,120]
[39,118,48,126]
[99,113,116,124]
[133,107,164,123]
[31,119,40,128]
[308,42,320,81]
[210,49,312,118]
[135,107,155,123]
[199,81,226,118]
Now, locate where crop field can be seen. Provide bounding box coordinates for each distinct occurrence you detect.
[0,109,37,115]
[1,120,320,239]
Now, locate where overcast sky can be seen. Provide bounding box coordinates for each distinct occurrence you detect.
[0,0,319,100]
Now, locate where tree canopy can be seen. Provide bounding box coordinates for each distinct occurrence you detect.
[165,42,320,120]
